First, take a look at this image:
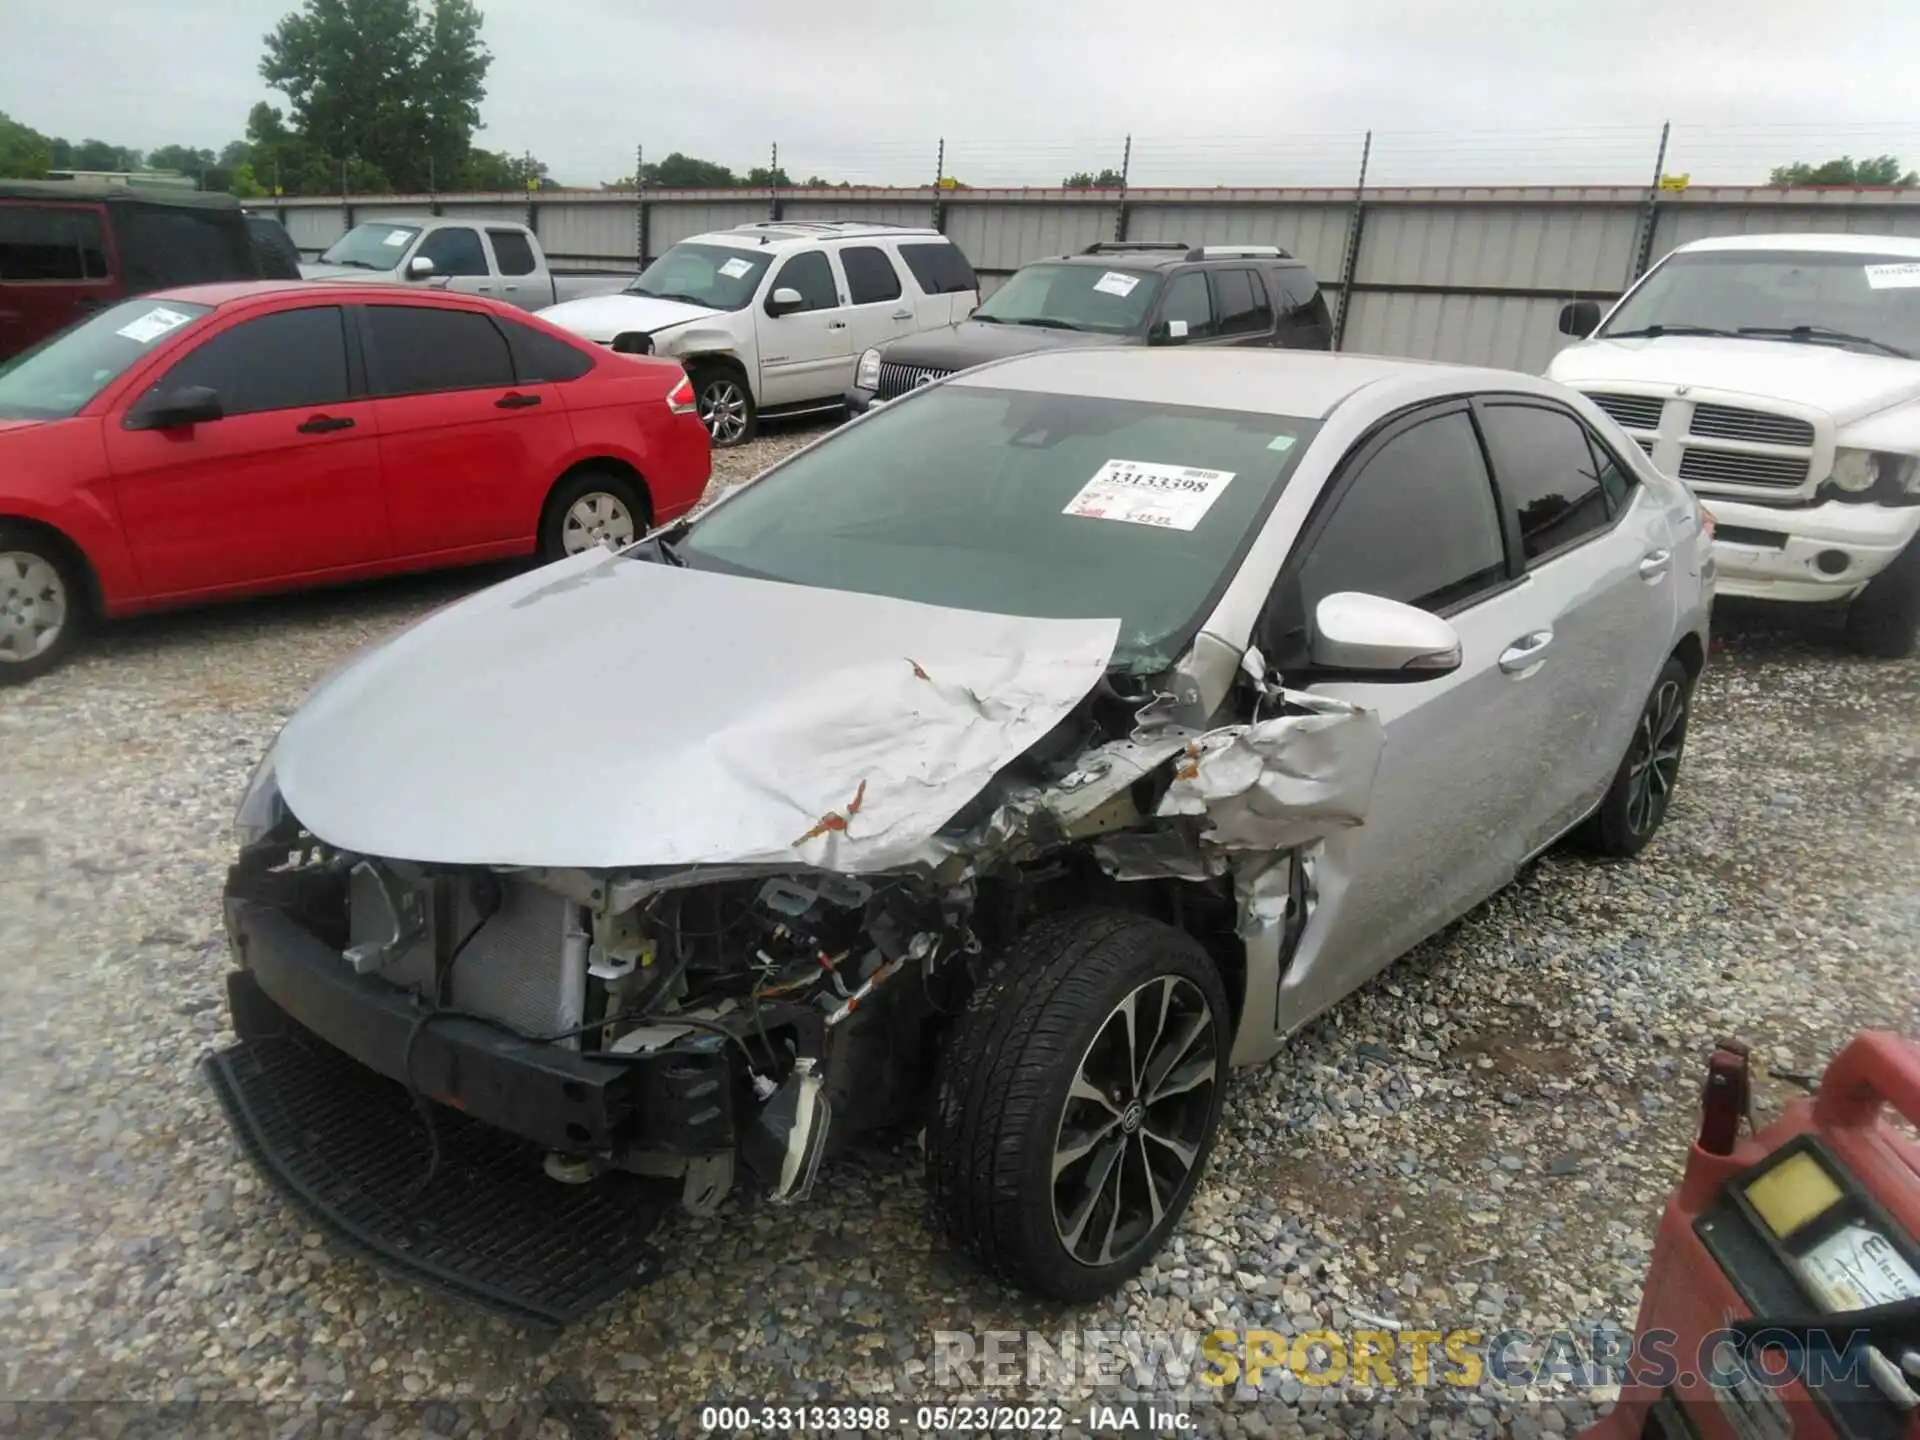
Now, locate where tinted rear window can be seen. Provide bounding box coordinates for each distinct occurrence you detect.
[0,204,109,282]
[898,241,977,295]
[488,228,537,276]
[500,316,593,382]
[112,206,256,289]
[362,305,514,395]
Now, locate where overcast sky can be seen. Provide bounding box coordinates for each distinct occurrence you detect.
[7,0,1920,188]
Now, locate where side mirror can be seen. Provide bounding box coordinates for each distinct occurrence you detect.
[128,384,223,431]
[407,255,437,279]
[1558,299,1602,338]
[1149,318,1190,346]
[765,286,805,317]
[1310,592,1462,680]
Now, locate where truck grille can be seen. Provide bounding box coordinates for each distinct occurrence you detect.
[1677,449,1812,490]
[1587,393,1665,432]
[1689,404,1815,447]
[877,362,952,400]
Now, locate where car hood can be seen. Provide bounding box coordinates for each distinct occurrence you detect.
[880,320,1136,370]
[270,551,1120,873]
[1550,335,1920,427]
[299,262,400,281]
[538,293,720,343]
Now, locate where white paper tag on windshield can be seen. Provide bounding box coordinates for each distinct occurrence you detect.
[1799,1223,1920,1310]
[1863,261,1920,289]
[1092,270,1140,298]
[115,306,194,344]
[382,229,411,247]
[718,256,754,279]
[1063,459,1235,531]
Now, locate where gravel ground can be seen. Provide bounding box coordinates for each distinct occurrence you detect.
[2,424,1916,1439]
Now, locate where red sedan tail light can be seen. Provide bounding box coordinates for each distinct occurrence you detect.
[666,374,696,416]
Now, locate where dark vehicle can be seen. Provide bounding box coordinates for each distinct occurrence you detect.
[0,181,298,360]
[243,212,305,277]
[846,241,1334,411]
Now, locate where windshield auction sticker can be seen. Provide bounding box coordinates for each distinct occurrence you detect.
[1863,261,1920,289]
[114,306,194,345]
[382,229,411,247]
[718,256,755,279]
[1063,459,1235,531]
[1092,270,1141,298]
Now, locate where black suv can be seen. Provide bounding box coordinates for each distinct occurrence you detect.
[846,240,1333,411]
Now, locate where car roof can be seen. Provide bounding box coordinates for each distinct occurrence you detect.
[1676,232,1920,258]
[682,221,946,251]
[142,280,499,308]
[949,347,1563,419]
[0,178,243,211]
[1048,247,1308,272]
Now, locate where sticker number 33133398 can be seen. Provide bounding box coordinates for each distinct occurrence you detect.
[1063,458,1237,531]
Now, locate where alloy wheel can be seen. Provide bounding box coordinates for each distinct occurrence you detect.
[559,493,637,555]
[1625,678,1686,835]
[698,378,749,445]
[0,551,67,665]
[1051,975,1218,1268]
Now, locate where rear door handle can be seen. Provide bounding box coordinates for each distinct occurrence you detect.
[1498,629,1554,676]
[297,414,355,434]
[495,391,542,410]
[1639,548,1672,580]
[827,320,847,330]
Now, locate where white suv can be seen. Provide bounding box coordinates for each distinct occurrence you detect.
[539,222,979,445]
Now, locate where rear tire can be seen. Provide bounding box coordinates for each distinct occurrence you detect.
[1573,656,1692,858]
[538,469,649,563]
[689,363,756,447]
[0,527,88,686]
[927,908,1229,1302]
[1843,539,1920,659]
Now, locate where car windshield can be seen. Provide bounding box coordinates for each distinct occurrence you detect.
[974,263,1163,335]
[318,223,421,270]
[679,385,1318,673]
[1600,249,1920,357]
[624,243,771,310]
[0,298,212,421]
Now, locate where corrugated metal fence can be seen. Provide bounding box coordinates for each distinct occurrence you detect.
[275,184,1920,374]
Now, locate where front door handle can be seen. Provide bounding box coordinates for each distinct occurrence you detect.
[495,391,542,410]
[297,414,355,434]
[891,308,913,320]
[1639,548,1672,580]
[1498,629,1554,676]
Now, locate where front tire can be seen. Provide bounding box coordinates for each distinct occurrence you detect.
[1844,538,1920,659]
[0,528,87,685]
[538,469,649,563]
[1574,656,1692,858]
[927,908,1229,1302]
[689,363,757,447]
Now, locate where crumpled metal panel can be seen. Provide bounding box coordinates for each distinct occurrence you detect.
[1156,691,1385,853]
[272,550,1120,871]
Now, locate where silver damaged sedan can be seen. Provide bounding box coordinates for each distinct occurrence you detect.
[219,348,1713,1309]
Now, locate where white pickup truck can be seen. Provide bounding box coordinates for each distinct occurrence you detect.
[1550,233,1920,657]
[301,217,562,310]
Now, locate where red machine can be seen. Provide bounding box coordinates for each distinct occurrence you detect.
[1586,1032,1920,1439]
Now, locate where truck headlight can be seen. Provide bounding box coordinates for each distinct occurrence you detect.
[1827,448,1919,501]
[856,347,882,390]
[1829,449,1879,493]
[234,753,286,849]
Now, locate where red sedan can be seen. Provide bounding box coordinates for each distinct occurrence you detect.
[0,281,710,682]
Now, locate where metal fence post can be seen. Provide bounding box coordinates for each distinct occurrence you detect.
[1114,134,1132,241]
[769,143,782,222]
[1631,121,1673,283]
[932,137,947,233]
[1332,130,1371,350]
[634,145,647,268]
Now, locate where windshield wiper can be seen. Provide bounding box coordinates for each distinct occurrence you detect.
[629,514,692,567]
[323,258,378,270]
[630,288,710,307]
[1604,323,1743,340]
[969,313,1005,324]
[1011,317,1082,330]
[1737,324,1912,359]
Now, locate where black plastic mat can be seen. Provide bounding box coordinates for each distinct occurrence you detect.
[205,1029,669,1327]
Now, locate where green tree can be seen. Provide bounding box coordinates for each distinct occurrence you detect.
[1063,167,1125,189]
[0,111,53,178]
[260,0,490,193]
[463,148,551,190]
[228,161,268,198]
[643,152,740,188]
[1770,154,1917,187]
[743,165,793,188]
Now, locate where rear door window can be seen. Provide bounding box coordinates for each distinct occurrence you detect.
[1212,269,1273,336]
[1476,402,1616,562]
[416,226,488,278]
[840,245,903,304]
[487,228,538,276]
[145,306,351,417]
[1157,270,1216,338]
[0,205,109,281]
[362,305,514,394]
[897,241,978,295]
[769,250,839,312]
